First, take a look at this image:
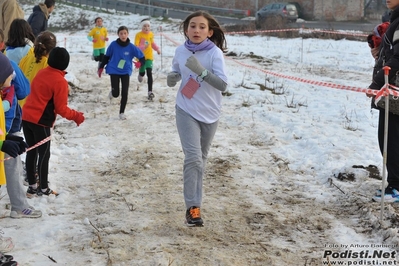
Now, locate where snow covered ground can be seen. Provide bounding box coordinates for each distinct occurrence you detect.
[1,1,398,265]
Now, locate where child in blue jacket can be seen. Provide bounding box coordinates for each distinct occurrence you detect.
[98,26,145,120]
[0,28,41,218]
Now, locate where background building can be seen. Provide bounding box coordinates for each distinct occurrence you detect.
[138,0,386,21]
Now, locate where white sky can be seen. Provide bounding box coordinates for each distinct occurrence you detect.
[3,2,397,265]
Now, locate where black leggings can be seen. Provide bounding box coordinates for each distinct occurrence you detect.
[22,121,51,189]
[94,54,104,62]
[139,68,153,92]
[378,110,399,190]
[110,74,130,114]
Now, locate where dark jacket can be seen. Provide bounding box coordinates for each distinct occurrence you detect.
[27,4,49,37]
[99,38,145,76]
[8,61,30,133]
[370,7,399,92]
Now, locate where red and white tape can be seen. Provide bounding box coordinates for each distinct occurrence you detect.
[225,28,367,38]
[2,136,51,162]
[160,31,395,97]
[228,57,399,96]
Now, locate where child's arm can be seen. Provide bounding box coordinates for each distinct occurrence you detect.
[98,54,110,77]
[151,42,161,54]
[134,33,140,47]
[10,60,30,101]
[100,28,109,41]
[2,85,15,112]
[87,36,97,43]
[131,44,146,68]
[167,72,181,87]
[134,55,146,69]
[87,29,97,43]
[98,54,110,69]
[138,38,146,51]
[87,29,93,42]
[97,55,108,77]
[53,80,85,126]
[185,56,227,92]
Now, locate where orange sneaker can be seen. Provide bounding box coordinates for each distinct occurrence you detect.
[185,206,203,227]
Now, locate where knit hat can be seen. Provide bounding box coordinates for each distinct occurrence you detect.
[367,21,390,48]
[140,19,150,28]
[48,47,70,71]
[0,53,13,85]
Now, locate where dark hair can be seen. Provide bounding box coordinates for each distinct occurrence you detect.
[6,19,35,47]
[44,0,55,8]
[34,31,56,63]
[0,29,4,43]
[382,10,391,23]
[95,17,102,23]
[180,11,227,52]
[117,26,129,34]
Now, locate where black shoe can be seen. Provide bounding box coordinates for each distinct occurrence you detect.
[37,188,59,197]
[0,261,17,266]
[26,186,38,198]
[185,206,203,227]
[0,252,13,263]
[148,92,154,100]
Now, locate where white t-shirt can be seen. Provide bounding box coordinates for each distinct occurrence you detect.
[172,45,228,124]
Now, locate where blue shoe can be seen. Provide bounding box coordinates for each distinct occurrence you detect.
[373,187,399,202]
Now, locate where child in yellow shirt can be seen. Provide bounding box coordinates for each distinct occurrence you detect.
[134,19,161,100]
[18,31,56,107]
[87,17,108,66]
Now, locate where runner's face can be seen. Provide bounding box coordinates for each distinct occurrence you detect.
[387,0,399,10]
[185,16,213,44]
[118,30,128,42]
[142,24,150,33]
[96,19,103,27]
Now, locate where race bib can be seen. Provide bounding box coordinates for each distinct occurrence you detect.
[117,59,126,69]
[181,77,200,99]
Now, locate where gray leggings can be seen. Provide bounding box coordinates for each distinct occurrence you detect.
[175,105,218,209]
[4,153,30,212]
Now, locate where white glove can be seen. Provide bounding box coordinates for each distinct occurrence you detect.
[185,56,205,75]
[167,72,181,87]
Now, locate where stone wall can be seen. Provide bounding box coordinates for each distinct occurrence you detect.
[313,0,364,21]
[151,0,370,21]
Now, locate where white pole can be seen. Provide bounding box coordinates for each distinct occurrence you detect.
[380,66,391,222]
[160,26,163,70]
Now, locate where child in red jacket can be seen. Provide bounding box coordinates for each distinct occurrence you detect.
[22,47,85,197]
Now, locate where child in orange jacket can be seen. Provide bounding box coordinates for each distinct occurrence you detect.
[22,47,85,197]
